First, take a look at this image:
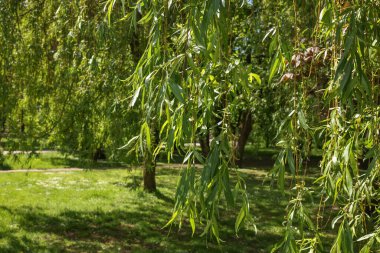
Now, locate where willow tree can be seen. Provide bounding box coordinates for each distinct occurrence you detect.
[107,0,263,238]
[269,1,380,252]
[0,0,139,163]
[108,0,380,250]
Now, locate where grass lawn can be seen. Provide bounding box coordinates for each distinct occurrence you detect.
[0,161,334,252]
[0,152,128,170]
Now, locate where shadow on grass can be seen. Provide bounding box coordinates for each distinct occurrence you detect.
[0,166,333,252]
[0,204,268,253]
[48,157,130,170]
[0,163,11,170]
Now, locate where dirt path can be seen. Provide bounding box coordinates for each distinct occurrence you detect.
[1,150,56,155]
[0,168,83,173]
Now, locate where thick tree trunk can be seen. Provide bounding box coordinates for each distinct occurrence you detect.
[143,155,156,192]
[143,124,158,192]
[236,110,252,167]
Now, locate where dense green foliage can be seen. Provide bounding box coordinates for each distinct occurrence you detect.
[1,0,379,251]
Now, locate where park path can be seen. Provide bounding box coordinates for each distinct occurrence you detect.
[1,150,56,155]
[0,168,83,173]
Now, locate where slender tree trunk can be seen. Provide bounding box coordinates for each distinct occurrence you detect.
[143,123,158,192]
[20,109,25,133]
[236,110,252,167]
[199,130,210,158]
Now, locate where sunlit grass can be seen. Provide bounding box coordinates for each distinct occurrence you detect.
[0,152,336,253]
[0,167,295,252]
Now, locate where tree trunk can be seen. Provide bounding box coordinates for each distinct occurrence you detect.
[236,110,252,167]
[128,16,156,192]
[143,154,156,192]
[93,147,106,162]
[20,109,25,133]
[143,123,158,192]
[199,130,210,158]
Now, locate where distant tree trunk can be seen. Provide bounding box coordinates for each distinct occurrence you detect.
[93,146,106,162]
[20,109,25,133]
[1,116,5,133]
[199,130,210,158]
[236,110,252,167]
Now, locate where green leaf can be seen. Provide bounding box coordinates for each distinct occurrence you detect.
[298,110,309,130]
[130,86,142,107]
[189,213,196,236]
[269,57,280,83]
[169,82,185,104]
[223,170,234,207]
[163,211,178,228]
[211,216,221,243]
[340,60,354,98]
[357,233,376,242]
[287,149,295,176]
[345,170,353,197]
[141,122,151,153]
[118,135,139,150]
[235,206,245,234]
[248,73,261,85]
[106,0,117,25]
[137,9,152,25]
[343,142,351,165]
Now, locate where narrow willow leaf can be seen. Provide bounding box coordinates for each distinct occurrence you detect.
[357,233,376,242]
[189,213,195,236]
[248,73,261,85]
[141,122,151,153]
[163,211,179,228]
[269,57,280,83]
[211,216,221,243]
[183,151,193,164]
[222,170,234,207]
[345,170,353,197]
[118,135,139,150]
[287,149,295,176]
[359,237,375,253]
[130,86,142,107]
[107,0,117,25]
[343,222,354,253]
[193,150,205,163]
[138,9,152,25]
[298,110,309,130]
[343,142,351,165]
[235,206,245,234]
[340,60,354,97]
[169,82,185,104]
[365,155,378,177]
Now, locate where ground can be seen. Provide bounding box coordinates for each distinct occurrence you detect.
[0,152,333,252]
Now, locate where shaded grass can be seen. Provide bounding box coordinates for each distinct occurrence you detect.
[0,152,128,170]
[0,166,334,252]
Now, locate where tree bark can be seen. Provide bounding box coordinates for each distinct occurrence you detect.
[236,110,252,167]
[143,153,156,192]
[199,130,210,158]
[20,109,25,133]
[143,123,158,192]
